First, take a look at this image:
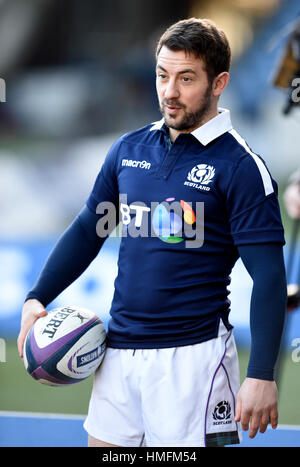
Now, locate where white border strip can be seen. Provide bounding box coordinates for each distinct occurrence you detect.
[271,424,300,431]
[1,411,300,433]
[0,410,85,420]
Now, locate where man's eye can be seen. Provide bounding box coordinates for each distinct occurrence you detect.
[158,74,167,79]
[182,76,191,82]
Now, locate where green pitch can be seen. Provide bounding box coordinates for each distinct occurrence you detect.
[0,340,299,425]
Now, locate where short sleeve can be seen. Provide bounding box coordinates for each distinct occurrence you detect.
[86,138,121,212]
[227,155,285,246]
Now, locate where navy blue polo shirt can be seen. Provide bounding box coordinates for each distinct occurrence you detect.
[87,108,285,349]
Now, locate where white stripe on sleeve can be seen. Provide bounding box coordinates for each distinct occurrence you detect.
[229,129,274,196]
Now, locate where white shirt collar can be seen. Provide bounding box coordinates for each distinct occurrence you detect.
[150,107,232,146]
[149,118,165,131]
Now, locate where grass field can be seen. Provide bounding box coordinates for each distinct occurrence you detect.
[0,341,299,425]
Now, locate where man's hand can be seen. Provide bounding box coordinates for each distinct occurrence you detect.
[17,299,48,358]
[235,378,278,439]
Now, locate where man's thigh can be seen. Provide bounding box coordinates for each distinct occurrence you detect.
[84,332,241,447]
[141,331,241,446]
[84,348,145,447]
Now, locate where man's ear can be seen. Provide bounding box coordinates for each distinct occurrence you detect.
[212,72,230,97]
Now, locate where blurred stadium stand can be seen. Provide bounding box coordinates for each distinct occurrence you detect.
[0,0,300,361]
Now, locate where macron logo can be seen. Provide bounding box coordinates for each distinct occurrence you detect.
[122,159,151,170]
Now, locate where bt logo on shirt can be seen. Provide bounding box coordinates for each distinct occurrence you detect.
[151,197,196,244]
[119,195,204,249]
[96,195,204,248]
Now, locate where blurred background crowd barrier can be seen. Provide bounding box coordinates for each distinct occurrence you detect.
[0,0,300,405]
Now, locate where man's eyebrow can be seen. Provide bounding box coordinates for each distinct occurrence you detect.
[156,64,197,75]
[156,64,168,72]
[177,68,198,75]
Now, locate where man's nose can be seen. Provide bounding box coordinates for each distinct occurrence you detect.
[164,79,180,100]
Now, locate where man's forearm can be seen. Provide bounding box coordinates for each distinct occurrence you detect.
[238,244,287,381]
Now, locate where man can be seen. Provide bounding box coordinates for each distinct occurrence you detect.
[18,18,287,447]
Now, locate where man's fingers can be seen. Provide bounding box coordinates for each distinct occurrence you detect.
[259,411,270,434]
[234,396,242,422]
[238,407,264,438]
[234,395,251,432]
[17,326,31,358]
[269,407,278,429]
[248,411,262,438]
[244,408,276,438]
[240,409,251,432]
[17,308,47,358]
[17,332,26,358]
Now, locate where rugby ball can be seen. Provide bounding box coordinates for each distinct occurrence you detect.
[23,305,106,386]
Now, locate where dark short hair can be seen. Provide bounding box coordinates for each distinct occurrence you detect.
[156,18,231,83]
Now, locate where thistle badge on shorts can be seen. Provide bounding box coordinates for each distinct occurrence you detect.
[212,400,232,424]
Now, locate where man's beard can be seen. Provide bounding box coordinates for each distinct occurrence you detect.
[159,83,213,131]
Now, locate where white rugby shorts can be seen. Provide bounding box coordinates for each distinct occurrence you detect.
[83,322,242,447]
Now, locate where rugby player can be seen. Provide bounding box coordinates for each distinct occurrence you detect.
[18,18,287,447]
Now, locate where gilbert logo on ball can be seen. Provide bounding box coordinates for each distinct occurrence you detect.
[23,306,106,386]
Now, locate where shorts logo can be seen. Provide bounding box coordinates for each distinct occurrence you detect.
[122,159,151,170]
[184,164,215,192]
[212,401,232,425]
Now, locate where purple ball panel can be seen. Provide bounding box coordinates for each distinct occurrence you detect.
[30,316,100,365]
[31,366,84,385]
